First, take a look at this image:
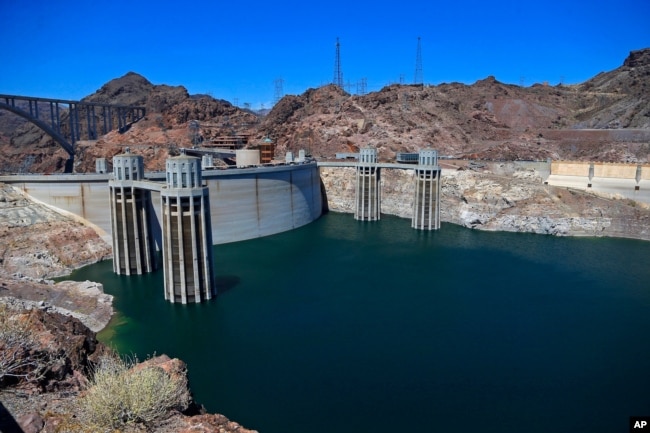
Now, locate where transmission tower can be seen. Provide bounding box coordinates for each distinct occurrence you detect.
[357,77,367,96]
[414,36,423,85]
[274,78,284,105]
[333,37,343,88]
[402,93,410,111]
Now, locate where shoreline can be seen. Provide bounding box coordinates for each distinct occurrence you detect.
[2,164,649,337]
[0,274,114,332]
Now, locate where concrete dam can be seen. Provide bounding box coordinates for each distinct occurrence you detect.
[0,160,324,246]
[0,148,442,303]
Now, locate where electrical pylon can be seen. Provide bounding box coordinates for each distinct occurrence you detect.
[414,36,423,85]
[333,37,343,88]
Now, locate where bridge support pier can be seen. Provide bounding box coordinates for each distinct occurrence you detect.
[109,149,156,274]
[355,148,380,221]
[412,149,441,230]
[161,151,215,304]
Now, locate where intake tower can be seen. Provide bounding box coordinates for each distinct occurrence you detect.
[411,149,441,230]
[109,148,156,275]
[161,151,215,303]
[355,148,380,221]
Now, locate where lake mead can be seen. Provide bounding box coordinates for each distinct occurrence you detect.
[66,212,650,433]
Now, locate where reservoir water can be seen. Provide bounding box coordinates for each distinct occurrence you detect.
[66,212,650,433]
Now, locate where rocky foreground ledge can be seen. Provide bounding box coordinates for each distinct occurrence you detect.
[0,306,258,433]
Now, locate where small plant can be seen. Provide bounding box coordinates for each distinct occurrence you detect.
[0,305,53,386]
[79,354,189,430]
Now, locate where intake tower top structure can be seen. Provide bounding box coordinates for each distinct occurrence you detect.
[166,151,203,189]
[113,147,144,181]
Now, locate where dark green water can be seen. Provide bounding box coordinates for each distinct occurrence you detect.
[66,213,650,433]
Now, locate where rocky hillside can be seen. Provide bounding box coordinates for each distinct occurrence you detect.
[261,48,650,163]
[0,183,113,331]
[1,49,649,174]
[0,72,261,173]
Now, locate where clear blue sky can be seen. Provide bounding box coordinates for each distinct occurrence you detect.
[2,0,648,109]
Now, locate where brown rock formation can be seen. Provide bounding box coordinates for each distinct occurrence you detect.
[0,307,257,433]
[0,183,113,331]
[257,48,649,163]
[2,49,649,174]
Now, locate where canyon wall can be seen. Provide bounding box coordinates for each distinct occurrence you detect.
[319,163,650,240]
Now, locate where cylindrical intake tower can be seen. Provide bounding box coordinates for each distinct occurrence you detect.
[109,148,156,275]
[161,152,215,303]
[411,149,441,230]
[355,147,380,221]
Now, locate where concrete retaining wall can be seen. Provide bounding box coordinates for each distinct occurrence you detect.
[551,161,650,181]
[593,163,638,179]
[0,163,323,246]
[550,161,590,176]
[642,165,650,180]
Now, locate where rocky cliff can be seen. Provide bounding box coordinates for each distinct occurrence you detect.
[320,162,650,240]
[0,183,113,331]
[0,306,258,433]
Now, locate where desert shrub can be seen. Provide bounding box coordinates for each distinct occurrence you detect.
[0,305,52,386]
[79,354,189,429]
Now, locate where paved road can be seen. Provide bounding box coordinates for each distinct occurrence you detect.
[546,175,650,204]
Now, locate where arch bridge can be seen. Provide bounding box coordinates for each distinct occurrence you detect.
[0,94,145,171]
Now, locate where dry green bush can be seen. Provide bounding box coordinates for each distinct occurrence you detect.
[79,354,189,430]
